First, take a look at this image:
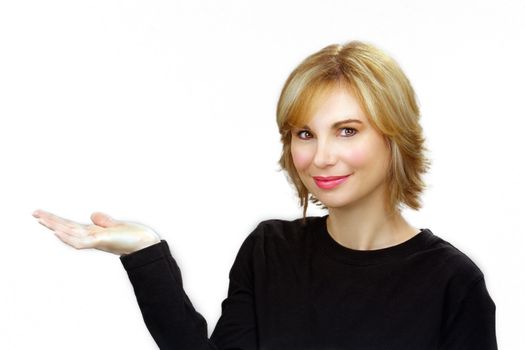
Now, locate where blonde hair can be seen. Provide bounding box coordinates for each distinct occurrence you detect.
[276,40,431,219]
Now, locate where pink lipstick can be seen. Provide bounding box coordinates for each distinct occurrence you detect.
[313,175,351,190]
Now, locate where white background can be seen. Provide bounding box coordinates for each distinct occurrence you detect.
[1,0,523,348]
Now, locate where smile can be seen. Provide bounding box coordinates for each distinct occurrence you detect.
[313,175,351,190]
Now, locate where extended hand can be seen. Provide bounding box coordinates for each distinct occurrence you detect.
[32,209,161,256]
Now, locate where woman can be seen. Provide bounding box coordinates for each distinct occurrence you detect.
[32,41,498,349]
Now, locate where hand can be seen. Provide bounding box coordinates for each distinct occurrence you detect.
[32,209,161,256]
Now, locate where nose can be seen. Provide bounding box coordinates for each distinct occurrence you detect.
[312,138,336,168]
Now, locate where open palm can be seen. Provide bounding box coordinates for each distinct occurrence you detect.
[32,209,161,255]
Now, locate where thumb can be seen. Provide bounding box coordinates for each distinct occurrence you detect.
[90,211,120,228]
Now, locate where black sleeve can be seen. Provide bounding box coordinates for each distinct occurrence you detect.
[438,276,498,350]
[120,227,259,350]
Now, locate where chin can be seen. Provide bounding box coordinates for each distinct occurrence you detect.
[322,200,355,210]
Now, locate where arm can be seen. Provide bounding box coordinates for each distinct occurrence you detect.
[439,276,498,350]
[121,230,259,350]
[32,209,259,349]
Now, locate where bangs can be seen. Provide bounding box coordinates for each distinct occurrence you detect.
[285,79,352,130]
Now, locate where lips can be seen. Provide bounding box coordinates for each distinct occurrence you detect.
[313,175,350,181]
[313,174,351,190]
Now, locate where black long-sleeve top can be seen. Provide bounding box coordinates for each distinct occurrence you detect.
[120,215,497,349]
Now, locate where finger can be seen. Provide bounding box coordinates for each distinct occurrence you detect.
[37,216,78,235]
[34,209,81,228]
[90,212,120,228]
[54,230,82,249]
[35,210,84,233]
[36,217,70,234]
[54,230,94,250]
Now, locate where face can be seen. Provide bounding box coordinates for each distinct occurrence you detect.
[290,86,391,211]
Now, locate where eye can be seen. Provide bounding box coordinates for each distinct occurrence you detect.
[296,130,313,140]
[340,127,357,137]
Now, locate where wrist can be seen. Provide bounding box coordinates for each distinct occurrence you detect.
[131,230,161,253]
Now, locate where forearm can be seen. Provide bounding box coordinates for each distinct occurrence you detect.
[121,240,217,350]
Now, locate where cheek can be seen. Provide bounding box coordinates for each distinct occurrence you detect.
[291,147,312,171]
[342,147,368,168]
[343,138,390,170]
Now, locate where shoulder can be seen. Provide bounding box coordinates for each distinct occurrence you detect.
[423,230,488,301]
[230,216,319,271]
[427,233,497,340]
[248,215,320,239]
[427,232,485,280]
[241,216,322,252]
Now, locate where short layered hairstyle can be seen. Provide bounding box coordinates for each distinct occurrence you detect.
[276,40,431,219]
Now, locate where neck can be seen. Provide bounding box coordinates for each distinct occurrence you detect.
[326,188,419,251]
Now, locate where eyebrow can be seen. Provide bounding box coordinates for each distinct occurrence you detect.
[299,118,363,130]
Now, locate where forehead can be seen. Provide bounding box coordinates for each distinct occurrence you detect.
[290,83,368,129]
